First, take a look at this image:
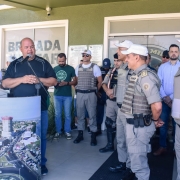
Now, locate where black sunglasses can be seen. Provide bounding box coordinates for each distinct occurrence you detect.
[82,54,90,57]
[162,56,169,59]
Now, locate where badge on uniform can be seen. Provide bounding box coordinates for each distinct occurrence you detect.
[143,83,150,91]
[141,70,147,77]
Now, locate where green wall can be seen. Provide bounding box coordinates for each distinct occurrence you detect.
[0,0,180,45]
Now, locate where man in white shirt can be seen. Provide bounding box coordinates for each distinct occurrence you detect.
[73,50,102,146]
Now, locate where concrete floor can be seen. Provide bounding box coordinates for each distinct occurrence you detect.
[42,130,178,180]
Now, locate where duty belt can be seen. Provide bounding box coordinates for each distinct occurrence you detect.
[109,97,116,102]
[126,114,152,128]
[76,89,96,93]
[117,103,122,108]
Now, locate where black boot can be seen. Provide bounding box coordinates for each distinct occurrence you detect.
[120,168,135,180]
[73,130,83,144]
[109,162,126,172]
[96,124,102,136]
[91,132,97,146]
[99,128,115,153]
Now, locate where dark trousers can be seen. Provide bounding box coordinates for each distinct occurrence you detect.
[159,101,176,148]
[96,101,105,126]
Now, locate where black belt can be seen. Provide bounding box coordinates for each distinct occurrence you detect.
[177,124,180,128]
[127,118,135,124]
[117,103,122,108]
[126,114,152,127]
[76,89,96,94]
[109,98,116,102]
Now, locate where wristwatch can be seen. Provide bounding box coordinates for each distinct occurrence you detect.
[151,118,159,121]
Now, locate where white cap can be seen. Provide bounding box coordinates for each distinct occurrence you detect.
[7,55,16,62]
[81,50,91,55]
[121,44,148,56]
[115,40,133,48]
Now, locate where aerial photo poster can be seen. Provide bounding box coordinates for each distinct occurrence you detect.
[0,96,41,180]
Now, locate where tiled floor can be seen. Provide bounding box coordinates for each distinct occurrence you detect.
[43,130,112,180]
[43,130,178,180]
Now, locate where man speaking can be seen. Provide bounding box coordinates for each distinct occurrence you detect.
[2,37,57,176]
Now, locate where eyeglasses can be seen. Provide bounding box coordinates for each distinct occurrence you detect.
[82,54,90,57]
[162,56,169,59]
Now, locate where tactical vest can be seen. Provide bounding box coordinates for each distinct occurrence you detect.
[76,63,97,90]
[116,63,129,104]
[106,68,118,101]
[121,67,159,115]
[109,70,118,89]
[172,68,180,122]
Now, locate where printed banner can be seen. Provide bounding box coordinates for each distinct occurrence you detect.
[0,96,41,180]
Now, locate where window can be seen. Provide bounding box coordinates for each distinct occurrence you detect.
[0,20,68,69]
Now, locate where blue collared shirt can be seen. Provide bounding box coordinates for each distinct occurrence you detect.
[158,60,180,99]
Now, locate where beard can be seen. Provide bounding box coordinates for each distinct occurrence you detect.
[170,57,178,61]
[59,64,65,67]
[170,55,178,61]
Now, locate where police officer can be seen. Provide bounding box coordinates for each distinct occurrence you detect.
[120,44,164,180]
[109,40,133,172]
[74,50,102,146]
[172,67,180,180]
[99,53,122,153]
[96,58,111,135]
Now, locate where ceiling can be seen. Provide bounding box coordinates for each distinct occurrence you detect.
[0,0,137,11]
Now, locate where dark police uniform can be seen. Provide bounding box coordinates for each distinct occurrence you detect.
[99,67,118,153]
[96,67,109,133]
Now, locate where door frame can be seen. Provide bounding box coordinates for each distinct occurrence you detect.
[103,13,180,58]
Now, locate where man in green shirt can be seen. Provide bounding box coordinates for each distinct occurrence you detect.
[54,53,77,139]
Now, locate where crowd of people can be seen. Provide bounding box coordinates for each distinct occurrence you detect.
[1,37,180,180]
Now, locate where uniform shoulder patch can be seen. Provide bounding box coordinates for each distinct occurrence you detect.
[143,83,150,91]
[141,70,147,77]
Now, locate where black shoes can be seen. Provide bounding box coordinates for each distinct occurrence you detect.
[73,130,97,146]
[120,168,135,180]
[91,132,97,146]
[41,165,48,176]
[73,130,84,143]
[99,129,115,153]
[109,162,126,172]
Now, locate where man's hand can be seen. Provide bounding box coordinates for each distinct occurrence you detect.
[106,89,113,97]
[163,96,172,108]
[59,81,68,86]
[154,118,164,128]
[22,75,37,84]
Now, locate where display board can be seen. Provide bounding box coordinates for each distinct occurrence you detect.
[89,45,103,66]
[0,96,41,180]
[68,45,87,69]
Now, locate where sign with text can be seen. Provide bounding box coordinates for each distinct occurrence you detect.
[68,45,87,69]
[89,45,103,66]
[5,27,65,68]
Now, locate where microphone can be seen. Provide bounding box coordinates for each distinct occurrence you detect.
[22,54,31,63]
